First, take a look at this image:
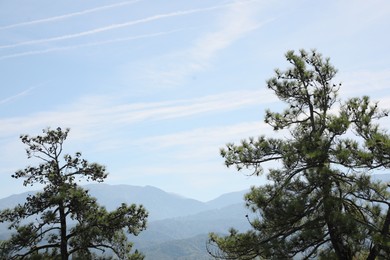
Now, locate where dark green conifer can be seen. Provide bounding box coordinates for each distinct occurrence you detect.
[208,50,390,260]
[0,127,148,260]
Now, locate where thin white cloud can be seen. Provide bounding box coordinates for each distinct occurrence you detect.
[100,89,275,125]
[0,1,252,50]
[190,1,267,65]
[0,30,183,60]
[93,120,267,155]
[0,87,35,105]
[136,121,269,151]
[142,0,273,86]
[338,69,390,96]
[0,0,142,30]
[0,89,274,139]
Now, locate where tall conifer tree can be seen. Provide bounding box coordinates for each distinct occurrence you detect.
[208,50,390,259]
[0,127,148,260]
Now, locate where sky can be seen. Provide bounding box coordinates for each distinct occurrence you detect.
[0,0,389,202]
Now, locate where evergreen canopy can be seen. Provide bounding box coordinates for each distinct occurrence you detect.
[0,127,148,260]
[208,50,390,260]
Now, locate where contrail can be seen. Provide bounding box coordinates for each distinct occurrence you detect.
[0,2,240,50]
[0,30,182,60]
[0,0,141,30]
[0,86,36,105]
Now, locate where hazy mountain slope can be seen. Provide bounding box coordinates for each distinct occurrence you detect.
[140,234,212,260]
[85,184,209,221]
[0,184,249,242]
[137,203,254,260]
[1,174,388,258]
[0,191,37,210]
[0,191,39,240]
[0,184,209,222]
[205,189,248,209]
[132,202,251,248]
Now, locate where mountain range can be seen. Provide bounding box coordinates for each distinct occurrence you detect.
[0,173,388,259]
[0,184,251,259]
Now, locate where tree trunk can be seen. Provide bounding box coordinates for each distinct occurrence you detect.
[321,168,353,260]
[366,205,390,260]
[59,203,68,260]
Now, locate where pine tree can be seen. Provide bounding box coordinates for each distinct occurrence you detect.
[208,50,390,259]
[0,127,148,260]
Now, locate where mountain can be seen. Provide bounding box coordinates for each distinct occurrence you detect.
[84,184,210,221]
[0,190,38,210]
[139,234,212,260]
[0,190,40,240]
[0,184,239,222]
[205,189,248,209]
[132,202,251,246]
[1,173,388,259]
[133,201,252,259]
[0,184,252,253]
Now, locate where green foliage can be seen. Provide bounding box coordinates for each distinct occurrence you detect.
[208,50,390,260]
[0,127,148,259]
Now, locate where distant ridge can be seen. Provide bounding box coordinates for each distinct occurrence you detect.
[0,183,252,251]
[0,184,249,223]
[84,183,209,221]
[1,174,388,258]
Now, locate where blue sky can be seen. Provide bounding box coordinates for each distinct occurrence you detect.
[0,0,389,201]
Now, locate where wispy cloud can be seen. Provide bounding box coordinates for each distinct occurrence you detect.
[0,2,250,50]
[190,1,267,66]
[99,89,275,124]
[0,0,142,30]
[0,87,36,105]
[108,120,273,200]
[0,30,182,60]
[135,121,270,151]
[338,69,390,98]
[142,0,272,86]
[0,89,274,139]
